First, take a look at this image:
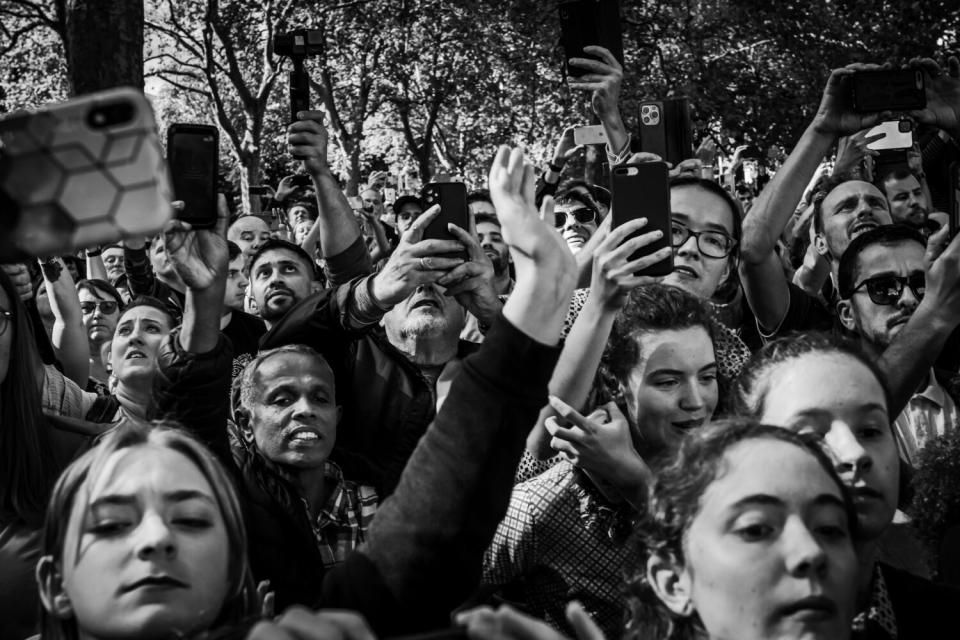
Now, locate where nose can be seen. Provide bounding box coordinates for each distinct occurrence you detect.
[782,516,828,579]
[291,394,319,420]
[135,512,176,561]
[676,232,701,259]
[824,421,871,479]
[897,284,920,312]
[853,198,874,218]
[678,379,705,413]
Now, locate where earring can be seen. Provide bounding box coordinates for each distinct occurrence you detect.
[53,592,72,616]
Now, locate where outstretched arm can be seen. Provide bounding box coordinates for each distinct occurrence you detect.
[321,147,578,634]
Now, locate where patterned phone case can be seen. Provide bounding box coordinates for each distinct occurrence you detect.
[0,87,172,256]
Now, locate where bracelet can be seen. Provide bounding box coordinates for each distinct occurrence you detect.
[547,161,565,173]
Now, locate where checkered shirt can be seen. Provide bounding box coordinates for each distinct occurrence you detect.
[483,460,638,639]
[301,462,379,569]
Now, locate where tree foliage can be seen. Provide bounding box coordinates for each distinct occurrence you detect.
[3,0,958,200]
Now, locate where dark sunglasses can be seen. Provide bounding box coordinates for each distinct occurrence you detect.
[850,273,925,306]
[554,207,598,228]
[80,300,119,315]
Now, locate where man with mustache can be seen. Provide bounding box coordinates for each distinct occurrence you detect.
[838,224,960,468]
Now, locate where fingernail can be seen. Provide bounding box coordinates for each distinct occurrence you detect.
[655,230,663,237]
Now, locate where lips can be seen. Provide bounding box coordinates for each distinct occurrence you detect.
[672,418,705,431]
[410,296,441,311]
[287,426,323,444]
[777,595,837,620]
[851,484,883,501]
[125,349,147,360]
[850,219,879,236]
[887,314,912,330]
[121,575,188,593]
[266,288,293,303]
[672,265,699,279]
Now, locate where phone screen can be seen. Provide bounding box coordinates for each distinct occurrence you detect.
[168,125,218,228]
[611,162,673,276]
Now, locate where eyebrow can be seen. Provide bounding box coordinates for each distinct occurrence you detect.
[671,213,731,235]
[91,490,215,510]
[648,362,717,377]
[729,493,846,511]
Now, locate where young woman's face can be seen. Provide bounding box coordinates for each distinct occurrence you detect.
[60,445,231,639]
[681,438,857,640]
[79,287,120,349]
[757,353,899,541]
[621,326,718,455]
[661,185,736,300]
[110,306,171,385]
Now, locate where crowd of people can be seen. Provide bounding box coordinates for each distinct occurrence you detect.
[3,40,960,640]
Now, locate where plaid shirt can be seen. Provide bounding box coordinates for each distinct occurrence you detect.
[300,462,379,569]
[482,461,638,639]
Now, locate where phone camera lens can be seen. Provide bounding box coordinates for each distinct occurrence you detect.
[86,101,136,129]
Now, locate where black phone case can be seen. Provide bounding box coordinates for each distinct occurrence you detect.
[850,69,926,113]
[611,162,673,277]
[637,98,694,166]
[950,161,960,239]
[558,0,624,79]
[421,182,469,260]
[167,123,218,229]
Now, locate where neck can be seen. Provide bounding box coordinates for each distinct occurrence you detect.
[493,270,511,295]
[220,309,233,329]
[394,333,458,367]
[88,357,108,383]
[293,464,328,515]
[113,379,153,418]
[855,539,880,610]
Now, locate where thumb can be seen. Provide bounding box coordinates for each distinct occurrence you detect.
[539,195,555,224]
[566,601,606,640]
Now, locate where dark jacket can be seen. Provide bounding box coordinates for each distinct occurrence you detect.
[259,279,479,497]
[883,561,960,638]
[155,289,561,633]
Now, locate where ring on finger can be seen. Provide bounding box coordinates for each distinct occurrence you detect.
[421,256,433,270]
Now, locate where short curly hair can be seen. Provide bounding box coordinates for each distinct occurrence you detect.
[603,284,718,389]
[624,418,856,640]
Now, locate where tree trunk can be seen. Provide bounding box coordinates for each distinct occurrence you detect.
[346,143,362,196]
[65,0,143,96]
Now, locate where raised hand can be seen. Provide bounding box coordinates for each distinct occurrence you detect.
[457,602,605,640]
[1,263,32,301]
[488,145,577,344]
[908,56,960,138]
[288,110,330,176]
[812,63,890,137]
[438,224,502,325]
[589,217,670,310]
[164,195,230,292]
[545,397,653,490]
[832,129,882,177]
[567,45,623,121]
[370,205,465,307]
[550,125,584,169]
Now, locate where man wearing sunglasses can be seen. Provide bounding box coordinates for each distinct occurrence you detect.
[553,188,603,254]
[838,224,960,468]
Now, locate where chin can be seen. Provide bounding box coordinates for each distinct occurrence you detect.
[400,314,450,338]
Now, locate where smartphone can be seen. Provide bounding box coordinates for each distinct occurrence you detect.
[950,161,960,238]
[383,187,397,204]
[865,119,914,151]
[558,0,624,79]
[742,159,759,185]
[347,195,363,210]
[573,124,608,146]
[611,162,673,276]
[637,98,694,166]
[421,182,469,260]
[0,87,173,260]
[167,123,218,228]
[850,69,926,113]
[289,174,312,188]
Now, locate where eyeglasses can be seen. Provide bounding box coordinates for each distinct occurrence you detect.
[554,207,598,228]
[0,309,10,337]
[80,300,119,315]
[670,221,737,258]
[850,273,925,306]
[397,210,422,222]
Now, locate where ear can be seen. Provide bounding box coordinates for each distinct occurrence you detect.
[837,299,857,332]
[36,555,73,619]
[646,551,694,618]
[813,233,829,258]
[335,405,343,426]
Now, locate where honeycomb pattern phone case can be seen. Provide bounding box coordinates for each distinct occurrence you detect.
[0,87,172,256]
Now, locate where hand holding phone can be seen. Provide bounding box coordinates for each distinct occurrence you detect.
[611,162,673,277]
[421,182,469,260]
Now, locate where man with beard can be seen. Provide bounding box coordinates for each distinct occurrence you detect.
[261,204,502,495]
[838,224,960,468]
[461,212,514,343]
[878,167,929,230]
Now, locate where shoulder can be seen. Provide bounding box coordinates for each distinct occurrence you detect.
[512,461,580,510]
[882,563,960,631]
